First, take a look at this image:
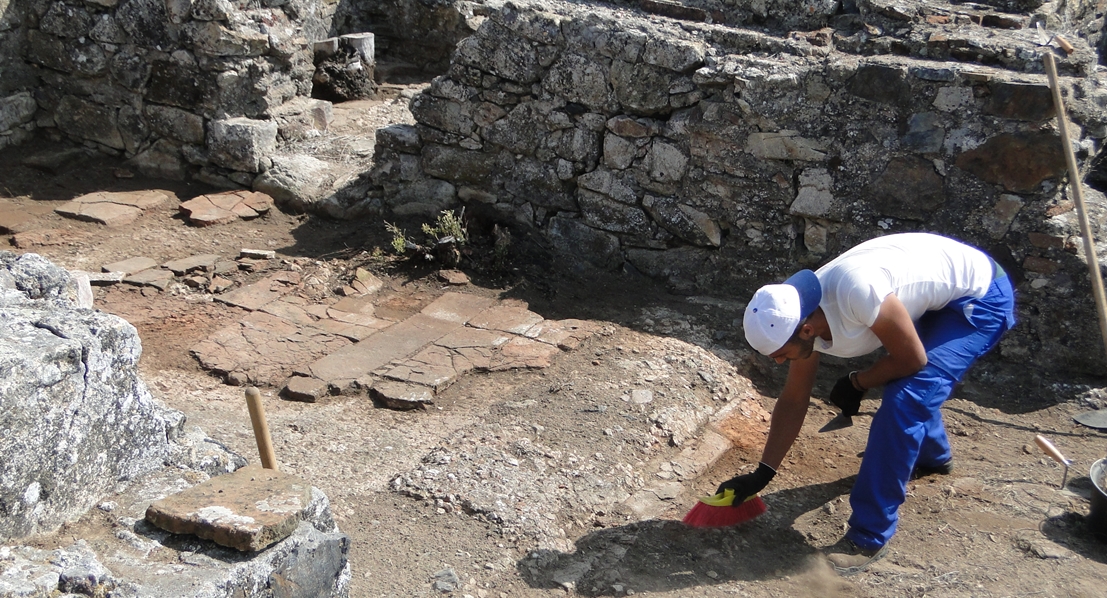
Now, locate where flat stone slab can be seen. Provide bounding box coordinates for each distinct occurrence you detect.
[192,311,351,386]
[10,229,86,248]
[56,201,143,226]
[330,295,376,315]
[124,268,174,290]
[180,191,274,226]
[73,190,172,209]
[489,337,561,370]
[54,190,171,225]
[467,301,545,334]
[215,271,300,311]
[524,319,602,350]
[308,313,461,384]
[163,253,221,275]
[145,465,313,552]
[281,376,329,402]
[420,292,496,324]
[103,256,158,274]
[380,345,469,390]
[370,380,434,410]
[0,206,35,233]
[240,248,276,259]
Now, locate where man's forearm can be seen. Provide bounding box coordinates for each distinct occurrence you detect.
[760,392,809,469]
[853,353,926,391]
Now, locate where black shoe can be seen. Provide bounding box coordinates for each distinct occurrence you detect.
[912,460,954,479]
[824,537,888,576]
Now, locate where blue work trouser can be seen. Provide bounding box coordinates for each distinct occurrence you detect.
[845,273,1016,551]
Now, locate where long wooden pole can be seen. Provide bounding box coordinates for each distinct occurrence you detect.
[245,386,279,470]
[1043,52,1107,366]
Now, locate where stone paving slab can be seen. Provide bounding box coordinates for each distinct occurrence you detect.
[330,295,376,315]
[54,190,171,225]
[488,336,561,370]
[467,300,545,334]
[180,191,274,226]
[307,312,462,384]
[420,292,496,323]
[191,311,352,386]
[124,268,174,290]
[10,229,86,248]
[56,201,143,226]
[370,380,434,410]
[163,253,221,275]
[145,464,313,552]
[102,256,157,274]
[215,271,300,311]
[380,345,475,390]
[282,375,330,402]
[524,319,603,350]
[0,206,35,233]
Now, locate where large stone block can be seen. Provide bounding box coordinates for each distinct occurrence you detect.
[207,117,278,173]
[184,20,269,57]
[542,53,617,112]
[546,215,623,271]
[954,132,1066,193]
[865,156,947,220]
[455,21,541,84]
[0,92,36,133]
[39,2,94,39]
[0,253,172,541]
[253,154,335,212]
[147,59,209,109]
[146,104,205,144]
[55,95,124,150]
[610,59,671,115]
[115,0,173,49]
[26,30,107,76]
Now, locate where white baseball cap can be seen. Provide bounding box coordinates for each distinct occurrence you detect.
[743,270,822,355]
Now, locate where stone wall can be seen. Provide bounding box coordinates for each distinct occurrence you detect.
[0,0,335,181]
[365,0,1107,376]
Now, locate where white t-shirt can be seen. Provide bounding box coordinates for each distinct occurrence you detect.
[813,233,994,358]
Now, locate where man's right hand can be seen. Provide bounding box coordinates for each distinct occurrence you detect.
[714,462,776,504]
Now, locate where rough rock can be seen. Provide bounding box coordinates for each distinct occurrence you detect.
[252,155,336,213]
[207,118,278,173]
[0,252,173,541]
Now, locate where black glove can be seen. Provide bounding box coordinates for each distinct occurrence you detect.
[828,374,865,417]
[715,462,777,504]
[832,374,863,416]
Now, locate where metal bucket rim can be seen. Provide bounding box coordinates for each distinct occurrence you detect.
[1093,458,1107,496]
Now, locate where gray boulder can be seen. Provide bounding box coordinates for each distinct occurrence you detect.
[0,253,172,541]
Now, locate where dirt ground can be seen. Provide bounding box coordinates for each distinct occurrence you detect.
[4,86,1107,598]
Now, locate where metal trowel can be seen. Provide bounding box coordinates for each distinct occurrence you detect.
[1074,409,1107,430]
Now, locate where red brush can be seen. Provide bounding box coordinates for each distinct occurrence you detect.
[682,489,767,528]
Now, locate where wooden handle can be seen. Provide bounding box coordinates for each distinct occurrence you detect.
[1035,434,1069,465]
[1044,52,1107,368]
[245,387,279,470]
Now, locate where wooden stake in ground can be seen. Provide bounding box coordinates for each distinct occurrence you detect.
[1043,51,1107,368]
[245,386,279,470]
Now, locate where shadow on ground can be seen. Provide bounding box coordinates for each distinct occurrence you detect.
[517,479,856,596]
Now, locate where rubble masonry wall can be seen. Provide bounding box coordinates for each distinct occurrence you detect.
[367,0,1107,376]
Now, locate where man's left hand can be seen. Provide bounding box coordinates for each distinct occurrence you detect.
[828,375,864,417]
